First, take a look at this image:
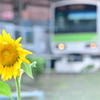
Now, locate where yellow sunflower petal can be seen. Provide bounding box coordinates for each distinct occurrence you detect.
[1,67,7,80]
[7,34,14,43]
[2,29,8,40]
[13,68,18,79]
[7,67,10,79]
[13,62,20,70]
[18,48,33,54]
[0,65,3,74]
[12,66,17,79]
[0,35,4,42]
[14,74,17,79]
[15,37,22,44]
[23,49,33,54]
[16,43,22,47]
[23,58,30,64]
[9,67,13,79]
[7,34,11,39]
[18,59,22,64]
[4,67,9,81]
[17,69,20,76]
[18,53,26,60]
[2,29,7,36]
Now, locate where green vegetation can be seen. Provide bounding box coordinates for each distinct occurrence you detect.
[27,57,45,74]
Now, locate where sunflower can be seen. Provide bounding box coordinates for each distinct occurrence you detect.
[0,29,33,81]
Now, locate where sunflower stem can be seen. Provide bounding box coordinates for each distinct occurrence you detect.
[15,76,21,100]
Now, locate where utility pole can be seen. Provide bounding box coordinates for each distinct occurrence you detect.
[13,0,23,25]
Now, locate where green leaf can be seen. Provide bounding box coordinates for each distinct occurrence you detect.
[21,62,33,78]
[30,61,37,68]
[0,81,13,100]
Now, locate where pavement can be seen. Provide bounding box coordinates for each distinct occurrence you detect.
[5,70,100,100]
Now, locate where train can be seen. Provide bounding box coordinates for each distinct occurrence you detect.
[50,0,100,73]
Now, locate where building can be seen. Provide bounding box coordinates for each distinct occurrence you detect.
[0,0,52,25]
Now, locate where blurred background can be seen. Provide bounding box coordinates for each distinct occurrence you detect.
[0,0,100,100]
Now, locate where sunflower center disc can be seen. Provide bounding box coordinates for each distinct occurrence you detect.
[3,50,10,57]
[0,43,18,66]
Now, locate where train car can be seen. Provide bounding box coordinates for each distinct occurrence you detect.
[50,0,100,73]
[0,22,47,53]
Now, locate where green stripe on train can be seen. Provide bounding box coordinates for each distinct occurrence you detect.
[53,32,97,42]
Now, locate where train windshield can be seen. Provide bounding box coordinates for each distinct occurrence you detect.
[54,4,97,34]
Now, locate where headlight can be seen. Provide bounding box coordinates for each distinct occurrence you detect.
[57,43,65,50]
[90,43,96,49]
[86,43,97,49]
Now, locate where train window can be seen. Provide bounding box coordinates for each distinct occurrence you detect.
[15,30,21,39]
[54,4,97,34]
[26,31,33,43]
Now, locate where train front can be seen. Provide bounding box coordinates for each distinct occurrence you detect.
[50,1,100,73]
[51,2,100,56]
